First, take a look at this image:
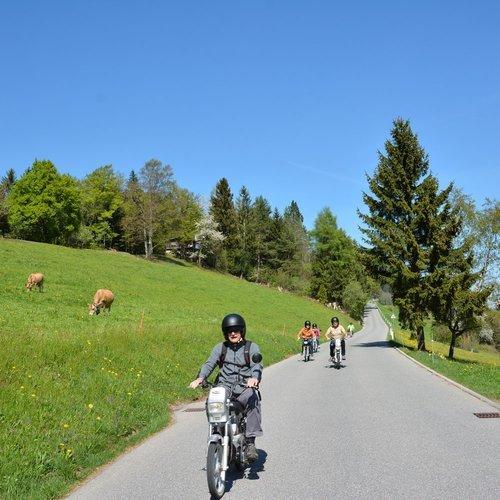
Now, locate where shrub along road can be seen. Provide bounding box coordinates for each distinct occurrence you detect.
[70,306,499,499]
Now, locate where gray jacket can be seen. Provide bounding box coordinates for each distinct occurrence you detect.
[199,340,263,394]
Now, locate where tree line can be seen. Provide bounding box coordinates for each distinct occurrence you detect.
[0,158,370,319]
[1,119,498,350]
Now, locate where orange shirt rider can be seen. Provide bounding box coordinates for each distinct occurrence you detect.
[297,324,314,340]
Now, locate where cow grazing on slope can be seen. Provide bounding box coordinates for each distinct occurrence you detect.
[89,289,114,315]
[26,273,44,292]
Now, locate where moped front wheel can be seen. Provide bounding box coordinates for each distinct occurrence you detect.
[207,442,225,499]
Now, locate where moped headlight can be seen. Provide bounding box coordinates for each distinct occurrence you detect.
[208,402,225,415]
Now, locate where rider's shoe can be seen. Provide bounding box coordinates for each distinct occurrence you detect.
[246,442,258,463]
[342,355,346,360]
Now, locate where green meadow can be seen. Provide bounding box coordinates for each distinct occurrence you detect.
[378,304,500,401]
[0,238,354,499]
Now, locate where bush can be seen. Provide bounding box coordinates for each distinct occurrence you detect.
[432,322,451,343]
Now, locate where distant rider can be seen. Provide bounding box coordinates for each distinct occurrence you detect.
[347,322,355,338]
[189,313,262,462]
[312,322,321,350]
[325,317,347,361]
[297,320,315,356]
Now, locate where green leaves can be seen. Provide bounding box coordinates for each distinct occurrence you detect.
[7,160,81,244]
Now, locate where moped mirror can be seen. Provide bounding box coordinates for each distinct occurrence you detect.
[251,353,262,363]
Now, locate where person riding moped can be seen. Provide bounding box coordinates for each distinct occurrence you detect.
[189,313,262,463]
[297,320,315,357]
[325,316,347,361]
[312,323,321,350]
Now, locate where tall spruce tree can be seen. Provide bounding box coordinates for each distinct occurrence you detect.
[282,201,310,288]
[359,118,445,350]
[121,170,145,254]
[234,186,254,278]
[210,178,237,271]
[250,195,272,282]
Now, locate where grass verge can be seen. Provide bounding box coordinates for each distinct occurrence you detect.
[377,303,500,401]
[0,238,357,499]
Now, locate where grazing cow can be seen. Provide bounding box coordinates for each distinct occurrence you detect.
[89,289,114,315]
[26,273,44,292]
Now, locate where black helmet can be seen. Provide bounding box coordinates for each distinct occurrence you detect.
[331,316,339,325]
[222,313,246,337]
[312,323,317,328]
[304,320,311,328]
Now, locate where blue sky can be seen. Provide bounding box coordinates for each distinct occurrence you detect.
[1,1,499,241]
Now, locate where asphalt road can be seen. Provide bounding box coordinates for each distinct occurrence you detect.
[70,306,499,499]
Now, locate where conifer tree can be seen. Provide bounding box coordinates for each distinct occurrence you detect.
[268,208,285,271]
[360,118,441,350]
[210,178,237,270]
[121,170,144,253]
[250,195,272,282]
[234,186,254,278]
[282,201,310,278]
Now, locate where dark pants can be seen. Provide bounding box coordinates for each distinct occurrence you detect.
[235,388,263,438]
[330,339,346,357]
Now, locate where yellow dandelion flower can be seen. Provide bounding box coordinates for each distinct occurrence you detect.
[20,385,25,390]
[87,403,94,409]
[63,423,69,428]
[127,392,132,396]
[28,374,32,378]
[96,416,101,421]
[31,393,36,397]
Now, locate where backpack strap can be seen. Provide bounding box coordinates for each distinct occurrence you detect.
[217,340,252,368]
[217,342,228,368]
[243,340,252,367]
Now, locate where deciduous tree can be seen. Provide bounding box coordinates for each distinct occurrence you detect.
[7,160,81,244]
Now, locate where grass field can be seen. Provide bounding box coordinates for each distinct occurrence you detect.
[377,303,500,401]
[0,238,355,499]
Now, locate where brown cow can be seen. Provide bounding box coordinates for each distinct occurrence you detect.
[26,273,44,292]
[88,289,114,315]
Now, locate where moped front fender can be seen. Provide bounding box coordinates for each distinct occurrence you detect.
[207,433,223,445]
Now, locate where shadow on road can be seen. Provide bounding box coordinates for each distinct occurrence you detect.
[352,340,391,348]
[224,450,267,493]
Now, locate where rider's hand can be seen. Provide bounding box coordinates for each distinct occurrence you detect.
[246,377,259,388]
[189,377,204,389]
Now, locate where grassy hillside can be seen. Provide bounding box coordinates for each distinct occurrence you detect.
[378,303,500,400]
[0,238,355,499]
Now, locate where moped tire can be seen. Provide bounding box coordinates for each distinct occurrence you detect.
[207,441,225,499]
